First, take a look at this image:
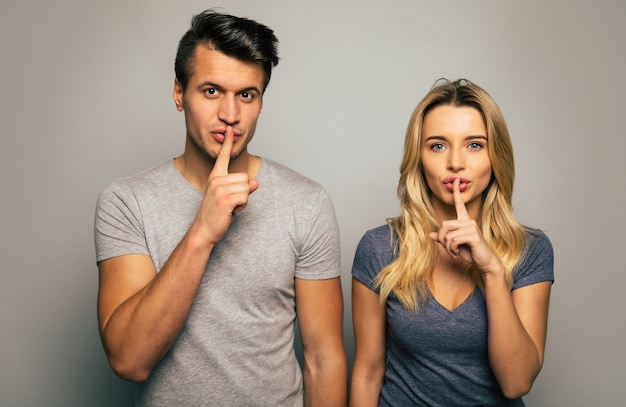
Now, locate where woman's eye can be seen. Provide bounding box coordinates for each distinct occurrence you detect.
[468,142,483,150]
[430,143,445,151]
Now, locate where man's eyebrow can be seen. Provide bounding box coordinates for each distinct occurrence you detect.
[196,81,261,95]
[239,85,262,95]
[196,81,222,90]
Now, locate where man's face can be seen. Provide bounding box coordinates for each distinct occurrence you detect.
[173,45,265,163]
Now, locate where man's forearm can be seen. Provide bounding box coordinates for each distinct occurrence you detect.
[100,227,214,381]
[303,354,348,407]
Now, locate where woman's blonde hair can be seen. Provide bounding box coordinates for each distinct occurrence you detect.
[374,79,527,312]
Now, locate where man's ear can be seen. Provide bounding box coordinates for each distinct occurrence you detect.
[173,78,184,111]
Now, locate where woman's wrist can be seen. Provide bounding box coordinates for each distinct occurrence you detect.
[481,260,507,283]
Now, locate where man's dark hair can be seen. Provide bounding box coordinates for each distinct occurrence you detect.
[175,9,279,93]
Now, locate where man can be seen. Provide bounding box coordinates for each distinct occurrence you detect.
[95,10,347,406]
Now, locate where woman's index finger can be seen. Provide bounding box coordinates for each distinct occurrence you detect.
[453,177,470,220]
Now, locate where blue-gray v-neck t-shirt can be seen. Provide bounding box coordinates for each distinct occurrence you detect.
[352,225,554,406]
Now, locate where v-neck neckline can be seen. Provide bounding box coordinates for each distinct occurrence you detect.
[430,286,477,314]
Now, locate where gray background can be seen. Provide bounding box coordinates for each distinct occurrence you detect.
[1,0,624,406]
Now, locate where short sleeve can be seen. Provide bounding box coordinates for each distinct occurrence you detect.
[94,181,149,263]
[351,225,396,293]
[512,229,554,290]
[294,188,341,280]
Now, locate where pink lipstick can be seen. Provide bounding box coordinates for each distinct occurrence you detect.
[443,177,470,192]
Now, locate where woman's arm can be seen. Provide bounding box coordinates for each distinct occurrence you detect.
[484,275,551,398]
[430,179,552,398]
[349,278,387,407]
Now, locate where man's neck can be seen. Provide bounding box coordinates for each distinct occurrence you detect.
[174,150,260,191]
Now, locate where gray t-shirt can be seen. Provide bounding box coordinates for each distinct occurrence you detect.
[352,225,554,407]
[95,158,341,406]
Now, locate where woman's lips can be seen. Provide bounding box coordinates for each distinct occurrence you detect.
[443,177,470,192]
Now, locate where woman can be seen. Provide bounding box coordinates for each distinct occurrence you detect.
[350,79,553,406]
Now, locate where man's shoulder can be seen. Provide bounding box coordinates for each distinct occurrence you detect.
[261,158,323,191]
[110,160,174,187]
[100,161,176,194]
[97,160,181,208]
[258,158,337,218]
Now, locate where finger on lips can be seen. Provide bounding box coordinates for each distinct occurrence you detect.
[453,177,470,221]
[212,127,234,177]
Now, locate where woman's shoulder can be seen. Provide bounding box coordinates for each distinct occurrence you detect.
[358,223,397,249]
[353,224,396,266]
[524,227,554,254]
[352,224,396,288]
[512,227,554,288]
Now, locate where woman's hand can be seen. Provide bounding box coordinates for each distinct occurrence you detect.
[428,178,503,276]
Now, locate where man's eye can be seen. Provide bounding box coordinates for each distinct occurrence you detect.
[205,88,217,95]
[240,92,254,101]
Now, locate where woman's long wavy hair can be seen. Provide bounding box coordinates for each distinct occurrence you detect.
[374,79,528,312]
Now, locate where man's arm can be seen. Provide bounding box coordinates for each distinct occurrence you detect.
[97,131,257,382]
[295,277,347,407]
[97,228,216,382]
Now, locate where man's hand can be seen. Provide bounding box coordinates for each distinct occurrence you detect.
[196,127,258,246]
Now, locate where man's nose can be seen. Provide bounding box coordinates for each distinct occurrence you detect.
[218,96,240,124]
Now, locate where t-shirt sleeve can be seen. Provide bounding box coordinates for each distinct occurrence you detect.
[294,188,341,280]
[94,181,149,263]
[512,229,555,290]
[351,226,395,293]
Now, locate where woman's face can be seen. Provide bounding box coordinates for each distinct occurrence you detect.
[420,104,492,220]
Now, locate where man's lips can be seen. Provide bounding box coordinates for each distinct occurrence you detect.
[443,177,470,192]
[212,131,241,143]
